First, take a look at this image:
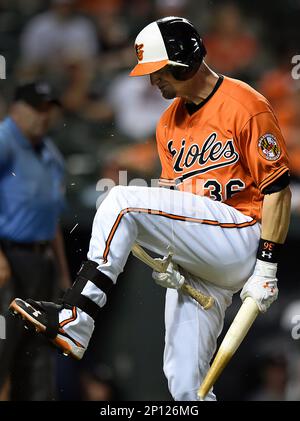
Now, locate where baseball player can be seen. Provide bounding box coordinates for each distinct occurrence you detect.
[10,17,291,401]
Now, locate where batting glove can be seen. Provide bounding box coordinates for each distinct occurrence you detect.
[240,259,278,313]
[152,260,185,290]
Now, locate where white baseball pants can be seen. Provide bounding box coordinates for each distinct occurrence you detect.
[86,185,260,400]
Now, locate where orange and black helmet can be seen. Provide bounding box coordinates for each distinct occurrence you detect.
[130,16,206,81]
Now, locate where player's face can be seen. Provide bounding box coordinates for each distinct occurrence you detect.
[150,67,178,99]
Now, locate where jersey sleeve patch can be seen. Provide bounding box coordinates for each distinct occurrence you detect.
[258,134,281,161]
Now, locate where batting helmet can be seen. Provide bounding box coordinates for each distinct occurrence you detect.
[130,16,206,80]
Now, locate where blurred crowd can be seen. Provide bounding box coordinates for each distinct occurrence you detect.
[0,0,300,401]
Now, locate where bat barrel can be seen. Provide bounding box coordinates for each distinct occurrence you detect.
[198,349,232,400]
[198,297,259,400]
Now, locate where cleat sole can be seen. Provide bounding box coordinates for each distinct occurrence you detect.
[9,299,84,361]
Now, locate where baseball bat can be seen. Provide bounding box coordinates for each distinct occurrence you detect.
[197,296,259,400]
[131,243,214,310]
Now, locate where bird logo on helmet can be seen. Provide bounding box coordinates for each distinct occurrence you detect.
[130,16,206,81]
[135,43,144,61]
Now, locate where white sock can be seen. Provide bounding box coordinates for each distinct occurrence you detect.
[59,307,95,348]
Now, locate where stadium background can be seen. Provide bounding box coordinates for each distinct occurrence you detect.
[0,0,300,401]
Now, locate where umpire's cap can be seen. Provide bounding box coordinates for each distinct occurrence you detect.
[14,81,61,110]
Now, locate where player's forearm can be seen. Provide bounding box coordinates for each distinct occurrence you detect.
[261,186,291,244]
[242,187,291,311]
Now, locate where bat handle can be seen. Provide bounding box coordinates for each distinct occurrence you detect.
[181,283,214,310]
[131,243,214,310]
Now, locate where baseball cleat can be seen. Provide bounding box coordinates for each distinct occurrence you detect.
[9,298,86,360]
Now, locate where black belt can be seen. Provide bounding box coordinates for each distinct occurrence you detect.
[0,239,51,253]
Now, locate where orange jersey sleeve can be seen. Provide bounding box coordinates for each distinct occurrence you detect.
[238,111,289,193]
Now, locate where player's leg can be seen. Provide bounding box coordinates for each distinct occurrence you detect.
[88,185,260,287]
[163,270,233,401]
[10,185,259,359]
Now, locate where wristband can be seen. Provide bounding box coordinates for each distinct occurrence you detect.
[257,238,283,263]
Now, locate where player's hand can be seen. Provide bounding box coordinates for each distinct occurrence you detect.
[240,259,278,313]
[152,260,185,290]
[0,250,12,287]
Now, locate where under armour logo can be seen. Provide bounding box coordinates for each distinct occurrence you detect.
[262,251,272,259]
[33,310,41,317]
[263,282,276,293]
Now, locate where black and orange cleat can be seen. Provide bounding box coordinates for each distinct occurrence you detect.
[9,298,86,360]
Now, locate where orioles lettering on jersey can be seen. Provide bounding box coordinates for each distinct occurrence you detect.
[167,132,239,176]
[167,134,243,202]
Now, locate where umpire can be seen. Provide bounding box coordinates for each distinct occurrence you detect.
[0,81,70,400]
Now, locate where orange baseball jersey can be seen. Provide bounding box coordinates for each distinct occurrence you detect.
[156,75,289,222]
